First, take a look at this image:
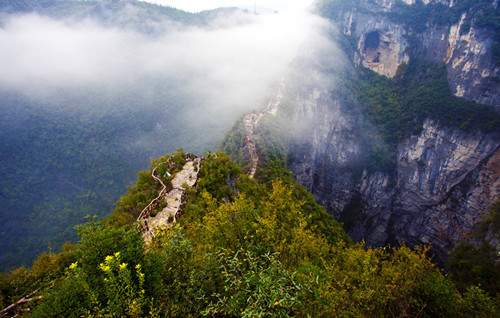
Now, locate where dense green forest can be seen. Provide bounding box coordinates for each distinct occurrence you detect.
[0,85,227,271]
[0,151,498,316]
[356,60,500,172]
[0,0,268,271]
[1,1,499,315]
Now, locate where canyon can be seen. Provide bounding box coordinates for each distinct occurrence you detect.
[260,0,500,262]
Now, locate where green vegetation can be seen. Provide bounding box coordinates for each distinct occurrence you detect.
[352,60,500,172]
[0,0,248,272]
[1,151,498,316]
[108,150,188,227]
[0,97,143,271]
[0,88,223,271]
[319,1,500,175]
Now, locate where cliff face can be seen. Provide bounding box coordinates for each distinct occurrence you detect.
[337,5,411,77]
[425,13,499,107]
[281,0,500,262]
[391,121,499,257]
[326,0,500,109]
[288,101,500,262]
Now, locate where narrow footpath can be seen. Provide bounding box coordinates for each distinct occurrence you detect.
[243,80,285,178]
[137,156,201,242]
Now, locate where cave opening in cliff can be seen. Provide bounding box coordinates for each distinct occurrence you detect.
[364,31,380,63]
[365,31,380,49]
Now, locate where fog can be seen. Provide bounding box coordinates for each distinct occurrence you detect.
[0,7,326,104]
[0,6,336,152]
[0,2,349,269]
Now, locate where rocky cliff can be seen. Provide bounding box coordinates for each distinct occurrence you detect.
[286,93,500,263]
[323,0,500,109]
[272,0,500,263]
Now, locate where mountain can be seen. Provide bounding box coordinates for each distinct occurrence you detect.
[0,0,212,31]
[0,0,259,271]
[221,0,500,264]
[1,151,498,316]
[1,1,500,315]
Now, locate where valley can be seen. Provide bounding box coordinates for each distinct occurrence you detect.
[0,0,499,315]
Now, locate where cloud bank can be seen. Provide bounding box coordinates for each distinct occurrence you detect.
[0,5,337,154]
[1,8,326,105]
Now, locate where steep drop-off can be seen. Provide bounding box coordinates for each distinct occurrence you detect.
[324,0,500,108]
[235,0,500,263]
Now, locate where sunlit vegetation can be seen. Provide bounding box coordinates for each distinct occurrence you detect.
[0,0,249,272]
[1,151,498,316]
[108,149,188,227]
[0,85,227,271]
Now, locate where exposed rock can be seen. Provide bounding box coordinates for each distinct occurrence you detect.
[280,0,500,262]
[325,0,500,108]
[389,120,500,261]
[443,16,499,107]
[143,158,201,242]
[288,92,500,262]
[337,9,410,77]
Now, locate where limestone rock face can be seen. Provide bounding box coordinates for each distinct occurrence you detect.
[280,0,500,262]
[442,15,499,107]
[390,121,500,260]
[324,0,500,109]
[338,9,410,77]
[288,89,500,262]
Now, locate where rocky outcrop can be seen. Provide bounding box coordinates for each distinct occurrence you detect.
[276,1,500,263]
[289,103,500,262]
[324,0,500,109]
[390,121,500,260]
[139,156,201,243]
[441,16,499,107]
[338,9,410,77]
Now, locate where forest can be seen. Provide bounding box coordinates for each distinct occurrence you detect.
[1,151,498,317]
[1,1,500,315]
[0,0,253,271]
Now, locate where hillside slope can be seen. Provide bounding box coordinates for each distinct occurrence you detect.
[1,150,498,317]
[221,0,500,264]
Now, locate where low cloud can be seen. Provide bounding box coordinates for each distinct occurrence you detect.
[0,6,337,151]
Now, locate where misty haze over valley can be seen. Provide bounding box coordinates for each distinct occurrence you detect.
[1,1,500,316]
[0,0,337,269]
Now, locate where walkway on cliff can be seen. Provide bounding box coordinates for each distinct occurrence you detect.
[137,155,201,242]
[243,80,285,178]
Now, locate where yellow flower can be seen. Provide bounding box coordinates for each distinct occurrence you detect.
[69,262,78,270]
[104,255,113,263]
[114,251,120,258]
[135,264,141,270]
[100,263,111,272]
[119,263,127,270]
